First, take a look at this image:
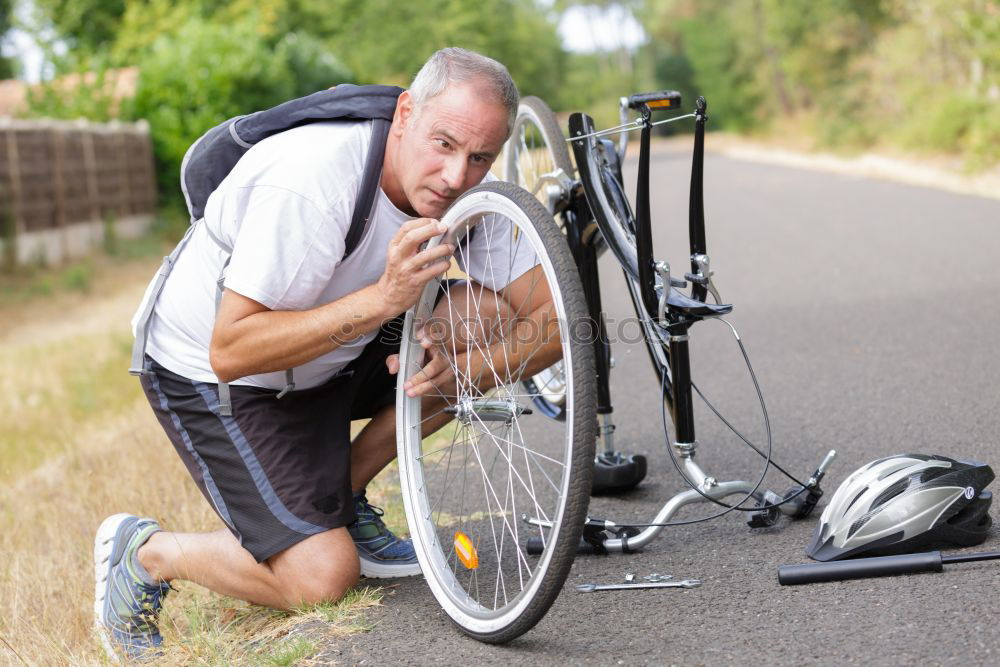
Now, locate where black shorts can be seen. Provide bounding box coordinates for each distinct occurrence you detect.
[140,317,406,562]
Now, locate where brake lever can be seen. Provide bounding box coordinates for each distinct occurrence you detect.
[685,253,722,304]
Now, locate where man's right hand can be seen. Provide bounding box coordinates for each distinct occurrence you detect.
[376,218,455,317]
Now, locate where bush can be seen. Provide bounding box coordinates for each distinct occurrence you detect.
[127,17,354,204]
[275,32,355,95]
[964,105,1000,169]
[23,59,120,123]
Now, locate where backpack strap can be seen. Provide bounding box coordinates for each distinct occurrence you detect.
[129,221,201,376]
[344,118,391,258]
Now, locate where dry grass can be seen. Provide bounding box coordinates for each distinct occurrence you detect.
[0,256,404,666]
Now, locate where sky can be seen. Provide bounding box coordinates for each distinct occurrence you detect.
[6,28,47,82]
[4,2,647,84]
[557,3,646,53]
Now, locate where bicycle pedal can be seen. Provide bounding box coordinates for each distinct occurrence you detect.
[747,496,782,528]
[591,452,647,495]
[747,508,779,529]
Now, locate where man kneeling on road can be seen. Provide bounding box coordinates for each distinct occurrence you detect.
[94,48,548,660]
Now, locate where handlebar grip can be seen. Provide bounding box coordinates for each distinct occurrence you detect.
[626,90,682,111]
[778,551,944,585]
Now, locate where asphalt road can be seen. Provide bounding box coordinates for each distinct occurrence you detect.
[336,147,1000,665]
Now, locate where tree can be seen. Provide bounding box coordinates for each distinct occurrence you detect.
[127,13,352,201]
[0,0,16,79]
[283,0,568,98]
[32,0,127,55]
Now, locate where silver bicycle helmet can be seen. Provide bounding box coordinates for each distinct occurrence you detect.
[805,453,993,562]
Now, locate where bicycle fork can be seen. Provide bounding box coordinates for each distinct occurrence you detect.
[564,194,648,493]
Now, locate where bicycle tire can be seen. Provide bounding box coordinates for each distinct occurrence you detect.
[503,96,575,215]
[396,180,596,643]
[570,112,675,398]
[569,112,639,282]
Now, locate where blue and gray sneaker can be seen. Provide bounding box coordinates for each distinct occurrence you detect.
[348,493,422,578]
[93,513,171,662]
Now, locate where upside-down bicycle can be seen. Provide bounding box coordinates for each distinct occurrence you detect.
[392,91,834,643]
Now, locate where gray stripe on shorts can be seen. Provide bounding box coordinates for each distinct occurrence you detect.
[193,381,327,536]
[148,367,237,532]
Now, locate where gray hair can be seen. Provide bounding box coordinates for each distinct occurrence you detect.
[409,47,519,135]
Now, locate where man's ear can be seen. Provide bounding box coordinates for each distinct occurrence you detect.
[392,90,415,137]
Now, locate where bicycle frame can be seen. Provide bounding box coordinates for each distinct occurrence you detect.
[555,96,829,553]
[565,97,718,431]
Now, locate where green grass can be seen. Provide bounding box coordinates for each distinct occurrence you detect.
[155,586,383,665]
[0,330,142,479]
[0,240,390,665]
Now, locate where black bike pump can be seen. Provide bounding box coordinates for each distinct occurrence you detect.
[778,550,1000,585]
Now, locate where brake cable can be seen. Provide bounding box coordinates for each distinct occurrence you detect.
[614,317,811,528]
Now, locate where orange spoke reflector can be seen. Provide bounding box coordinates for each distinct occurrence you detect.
[454,531,479,569]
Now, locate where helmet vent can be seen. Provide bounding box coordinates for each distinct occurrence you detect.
[919,468,945,483]
[843,487,868,514]
[871,477,912,510]
[876,460,920,481]
[847,514,870,539]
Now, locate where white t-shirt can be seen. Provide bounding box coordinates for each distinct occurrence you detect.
[132,120,538,390]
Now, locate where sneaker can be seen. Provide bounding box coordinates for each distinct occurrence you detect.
[93,513,171,662]
[348,493,422,578]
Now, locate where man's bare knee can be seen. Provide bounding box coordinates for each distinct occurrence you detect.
[268,528,360,607]
[282,563,359,607]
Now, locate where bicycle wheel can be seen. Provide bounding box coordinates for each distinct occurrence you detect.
[569,112,639,282]
[503,96,574,216]
[503,97,577,421]
[396,180,595,643]
[569,112,674,393]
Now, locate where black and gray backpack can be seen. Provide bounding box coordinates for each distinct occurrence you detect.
[130,84,404,415]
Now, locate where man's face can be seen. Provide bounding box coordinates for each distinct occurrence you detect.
[389,83,509,218]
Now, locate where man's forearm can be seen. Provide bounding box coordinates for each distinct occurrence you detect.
[495,303,563,384]
[210,283,397,382]
[462,302,563,394]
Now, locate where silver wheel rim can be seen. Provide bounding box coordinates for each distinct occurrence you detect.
[396,190,576,634]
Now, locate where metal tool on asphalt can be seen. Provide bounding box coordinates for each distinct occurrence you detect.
[624,573,636,583]
[643,573,672,582]
[779,550,1000,585]
[576,579,701,593]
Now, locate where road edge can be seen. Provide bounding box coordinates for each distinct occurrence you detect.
[704,135,1000,202]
